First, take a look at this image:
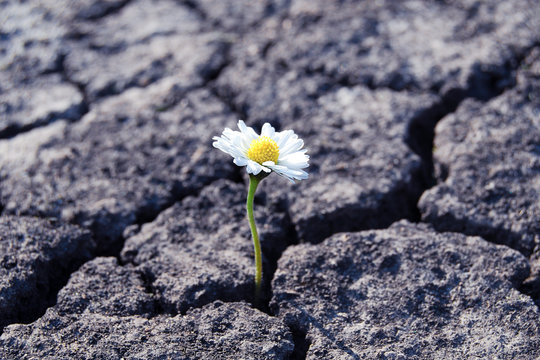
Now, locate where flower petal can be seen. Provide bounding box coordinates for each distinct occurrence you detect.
[246,160,263,175]
[275,129,294,148]
[238,120,258,142]
[279,151,310,169]
[233,157,249,167]
[261,123,276,138]
[279,137,304,157]
[265,163,309,183]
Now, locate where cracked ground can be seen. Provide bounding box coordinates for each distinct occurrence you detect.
[0,0,539,359]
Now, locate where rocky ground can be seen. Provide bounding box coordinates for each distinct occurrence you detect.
[0,0,539,359]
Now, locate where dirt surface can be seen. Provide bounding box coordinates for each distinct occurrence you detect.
[1,0,539,358]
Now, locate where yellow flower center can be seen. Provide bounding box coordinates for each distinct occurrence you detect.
[247,136,279,164]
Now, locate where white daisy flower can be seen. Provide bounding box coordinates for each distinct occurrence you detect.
[213,120,309,183]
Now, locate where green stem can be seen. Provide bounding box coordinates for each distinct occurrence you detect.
[247,174,262,302]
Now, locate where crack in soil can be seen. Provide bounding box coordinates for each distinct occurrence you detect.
[0,52,88,140]
[76,0,133,21]
[406,45,540,307]
[177,0,208,22]
[288,324,311,360]
[0,227,98,334]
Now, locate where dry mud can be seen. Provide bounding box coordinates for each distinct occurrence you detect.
[0,0,539,358]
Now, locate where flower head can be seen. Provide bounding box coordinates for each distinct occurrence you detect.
[213,120,309,182]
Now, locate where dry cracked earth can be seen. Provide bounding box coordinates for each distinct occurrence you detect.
[0,0,539,359]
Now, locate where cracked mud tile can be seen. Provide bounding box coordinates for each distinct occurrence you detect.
[0,78,237,254]
[419,49,540,303]
[271,220,540,359]
[39,0,132,22]
[0,73,85,138]
[121,179,291,313]
[0,1,66,78]
[0,2,86,138]
[0,216,93,330]
[53,257,156,318]
[0,257,294,359]
[216,0,538,125]
[61,0,229,101]
[178,0,289,32]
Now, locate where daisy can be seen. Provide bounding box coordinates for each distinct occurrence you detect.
[213,120,309,302]
[212,120,309,183]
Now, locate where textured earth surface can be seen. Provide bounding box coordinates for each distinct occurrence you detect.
[0,217,93,329]
[0,0,539,358]
[271,221,540,359]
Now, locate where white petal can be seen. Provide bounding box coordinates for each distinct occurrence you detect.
[221,128,236,139]
[279,151,310,169]
[275,129,293,148]
[213,124,253,161]
[279,137,304,157]
[231,132,250,153]
[266,163,308,182]
[261,123,276,138]
[246,160,263,175]
[234,157,249,166]
[238,120,258,142]
[214,137,245,159]
[237,120,248,132]
[212,139,232,154]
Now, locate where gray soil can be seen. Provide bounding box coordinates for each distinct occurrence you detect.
[0,0,539,358]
